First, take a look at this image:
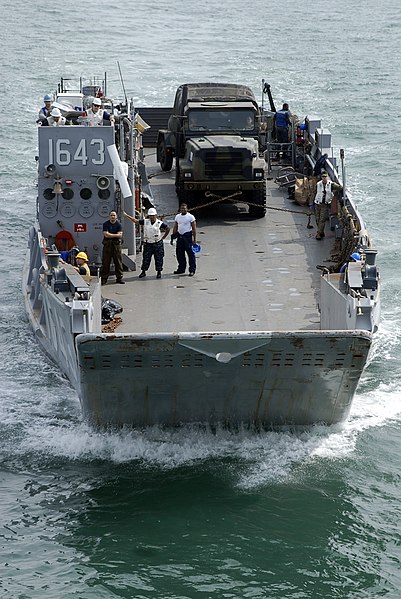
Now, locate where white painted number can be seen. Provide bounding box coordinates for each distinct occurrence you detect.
[48,139,53,165]
[56,139,71,165]
[91,139,105,165]
[48,139,105,166]
[74,139,88,165]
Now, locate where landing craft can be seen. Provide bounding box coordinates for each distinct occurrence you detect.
[23,75,380,428]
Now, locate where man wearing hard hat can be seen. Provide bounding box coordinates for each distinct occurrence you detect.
[73,252,90,277]
[86,97,115,126]
[44,107,66,127]
[37,94,53,123]
[124,207,170,279]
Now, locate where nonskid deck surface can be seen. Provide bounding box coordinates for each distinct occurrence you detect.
[102,151,336,334]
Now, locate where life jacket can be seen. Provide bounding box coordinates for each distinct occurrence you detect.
[275,110,289,129]
[86,108,105,126]
[143,218,163,243]
[39,106,51,118]
[79,263,90,276]
[314,180,335,204]
[47,116,66,127]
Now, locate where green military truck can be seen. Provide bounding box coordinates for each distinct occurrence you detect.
[156,83,267,218]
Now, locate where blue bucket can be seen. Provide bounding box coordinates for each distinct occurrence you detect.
[192,243,201,255]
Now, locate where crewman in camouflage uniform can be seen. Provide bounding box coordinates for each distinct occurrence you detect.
[101,211,124,284]
[314,172,342,240]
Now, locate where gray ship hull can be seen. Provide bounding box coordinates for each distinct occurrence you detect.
[23,79,380,429]
[76,330,371,427]
[23,224,373,428]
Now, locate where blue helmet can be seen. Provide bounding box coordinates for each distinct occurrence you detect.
[351,252,361,261]
[192,244,201,255]
[44,94,53,102]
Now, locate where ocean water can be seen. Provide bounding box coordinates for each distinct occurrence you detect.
[1,0,401,596]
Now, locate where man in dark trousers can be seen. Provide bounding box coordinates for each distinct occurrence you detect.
[101,210,125,284]
[274,102,291,158]
[172,203,197,276]
[124,207,170,279]
[274,102,291,143]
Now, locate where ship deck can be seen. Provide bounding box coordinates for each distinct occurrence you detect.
[101,151,337,334]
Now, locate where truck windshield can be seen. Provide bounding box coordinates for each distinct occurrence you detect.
[188,110,255,132]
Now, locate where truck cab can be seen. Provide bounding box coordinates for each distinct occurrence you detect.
[157,83,267,217]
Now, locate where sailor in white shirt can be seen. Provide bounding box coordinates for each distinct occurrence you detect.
[171,203,197,276]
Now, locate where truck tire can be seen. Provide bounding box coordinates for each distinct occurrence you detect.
[158,139,173,171]
[248,187,266,219]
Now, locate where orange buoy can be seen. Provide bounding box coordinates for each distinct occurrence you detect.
[55,230,76,252]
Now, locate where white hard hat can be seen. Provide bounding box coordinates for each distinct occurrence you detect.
[92,98,102,106]
[50,108,61,117]
[147,208,157,215]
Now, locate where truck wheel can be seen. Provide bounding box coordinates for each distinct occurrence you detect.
[158,139,173,171]
[248,188,266,218]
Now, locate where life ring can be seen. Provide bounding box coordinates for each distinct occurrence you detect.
[55,230,76,251]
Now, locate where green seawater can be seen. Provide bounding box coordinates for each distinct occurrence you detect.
[2,423,401,597]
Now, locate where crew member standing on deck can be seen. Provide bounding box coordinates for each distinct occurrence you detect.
[86,97,115,126]
[172,203,197,276]
[314,172,342,240]
[42,107,66,127]
[101,211,124,284]
[37,94,53,123]
[274,103,291,143]
[124,208,170,279]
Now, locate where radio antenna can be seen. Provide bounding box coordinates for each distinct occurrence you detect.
[117,61,128,107]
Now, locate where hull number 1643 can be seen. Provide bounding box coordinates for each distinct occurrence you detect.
[48,138,106,166]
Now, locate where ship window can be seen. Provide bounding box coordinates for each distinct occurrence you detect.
[98,189,111,200]
[43,188,55,200]
[80,188,92,199]
[62,188,74,200]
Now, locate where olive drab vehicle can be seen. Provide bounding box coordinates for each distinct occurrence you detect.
[156,83,267,217]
